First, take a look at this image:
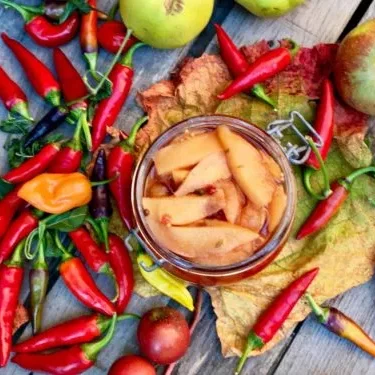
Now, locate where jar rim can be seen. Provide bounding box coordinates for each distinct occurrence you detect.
[131,115,297,276]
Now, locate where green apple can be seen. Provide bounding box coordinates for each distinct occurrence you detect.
[119,0,214,49]
[235,0,304,17]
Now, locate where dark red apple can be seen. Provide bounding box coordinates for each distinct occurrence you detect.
[335,19,375,115]
[137,307,190,365]
[108,355,156,375]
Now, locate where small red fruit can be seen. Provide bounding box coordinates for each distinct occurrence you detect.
[137,307,190,365]
[108,355,156,375]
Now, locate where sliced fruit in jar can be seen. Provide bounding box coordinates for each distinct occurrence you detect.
[174,152,231,196]
[260,150,284,182]
[192,245,252,266]
[142,190,226,226]
[215,180,243,224]
[217,125,276,208]
[268,185,287,232]
[146,181,170,197]
[153,132,223,175]
[238,202,268,233]
[172,169,190,185]
[145,217,259,258]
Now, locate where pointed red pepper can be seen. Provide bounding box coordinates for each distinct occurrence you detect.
[0,186,24,239]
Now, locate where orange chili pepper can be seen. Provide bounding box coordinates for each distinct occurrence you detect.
[18,173,91,214]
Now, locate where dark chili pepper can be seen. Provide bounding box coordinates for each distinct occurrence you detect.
[89,149,113,250]
[56,234,116,316]
[47,111,83,174]
[2,143,61,184]
[0,240,25,367]
[306,294,375,357]
[297,166,375,239]
[235,268,319,375]
[12,314,117,374]
[218,47,293,101]
[24,106,68,148]
[0,66,32,120]
[108,116,148,230]
[80,0,98,72]
[69,227,111,274]
[0,209,40,264]
[30,239,49,334]
[214,24,275,108]
[13,312,138,353]
[0,1,79,48]
[0,186,24,239]
[108,233,134,314]
[98,20,137,54]
[1,33,61,106]
[91,42,144,151]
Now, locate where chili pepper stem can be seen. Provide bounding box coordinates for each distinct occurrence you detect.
[235,332,264,375]
[11,101,33,121]
[45,90,61,107]
[6,239,25,267]
[80,110,92,151]
[108,2,119,20]
[91,174,118,187]
[82,313,117,360]
[305,293,329,323]
[85,217,104,243]
[0,0,34,22]
[119,42,146,67]
[251,84,277,109]
[98,219,110,252]
[84,52,98,74]
[123,116,148,149]
[344,166,375,184]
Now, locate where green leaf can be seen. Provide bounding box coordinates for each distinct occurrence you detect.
[44,231,62,258]
[43,206,89,232]
[0,179,14,199]
[0,115,32,134]
[93,78,113,102]
[60,0,91,23]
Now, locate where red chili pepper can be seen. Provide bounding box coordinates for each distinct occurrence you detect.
[0,0,79,48]
[80,0,98,72]
[214,24,276,108]
[12,314,117,375]
[0,210,39,264]
[2,143,60,184]
[218,47,293,101]
[0,187,24,239]
[305,79,335,170]
[0,66,32,120]
[1,33,61,106]
[69,227,110,274]
[108,116,148,229]
[0,240,25,367]
[235,268,319,375]
[98,20,137,54]
[91,43,144,151]
[53,48,89,104]
[108,233,134,314]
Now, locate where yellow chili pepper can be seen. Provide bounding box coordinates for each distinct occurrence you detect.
[18,173,92,214]
[137,253,194,311]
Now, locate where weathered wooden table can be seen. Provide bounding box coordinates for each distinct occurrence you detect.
[1,0,375,374]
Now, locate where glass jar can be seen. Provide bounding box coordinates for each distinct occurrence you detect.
[131,115,297,286]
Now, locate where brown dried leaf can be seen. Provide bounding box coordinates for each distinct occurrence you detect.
[13,304,29,334]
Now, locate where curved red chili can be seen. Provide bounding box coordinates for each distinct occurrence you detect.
[91,43,144,151]
[0,0,79,48]
[0,66,32,120]
[235,268,319,374]
[0,187,24,239]
[108,233,134,313]
[2,143,60,184]
[218,47,292,100]
[1,33,61,106]
[0,210,39,264]
[98,20,137,54]
[0,241,24,367]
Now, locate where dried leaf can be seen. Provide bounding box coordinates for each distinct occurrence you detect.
[13,304,29,334]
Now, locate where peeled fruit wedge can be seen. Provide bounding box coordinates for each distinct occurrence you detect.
[268,185,287,232]
[146,181,170,198]
[260,150,284,183]
[217,126,276,208]
[172,169,190,185]
[175,152,231,196]
[215,180,243,223]
[238,202,268,233]
[153,132,223,175]
[143,190,226,226]
[146,218,259,258]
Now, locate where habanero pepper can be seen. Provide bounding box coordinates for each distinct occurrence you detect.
[235,268,319,375]
[0,240,25,367]
[91,42,145,151]
[297,166,375,239]
[214,24,276,108]
[0,0,79,48]
[108,116,148,230]
[306,294,375,357]
[13,312,138,353]
[80,0,98,72]
[1,33,61,106]
[108,233,134,314]
[0,209,40,265]
[0,186,24,239]
[0,66,32,120]
[218,47,293,101]
[2,143,60,184]
[12,314,117,375]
